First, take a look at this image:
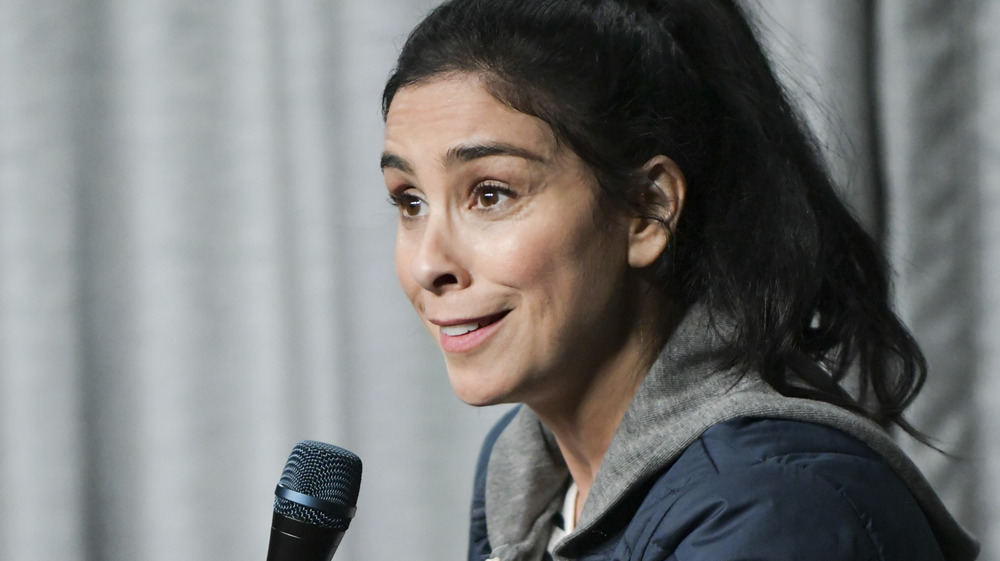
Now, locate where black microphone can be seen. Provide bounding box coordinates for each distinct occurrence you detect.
[266,440,362,561]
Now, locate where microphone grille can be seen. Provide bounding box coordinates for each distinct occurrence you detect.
[273,440,362,530]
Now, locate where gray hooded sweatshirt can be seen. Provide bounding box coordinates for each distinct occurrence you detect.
[477,307,979,561]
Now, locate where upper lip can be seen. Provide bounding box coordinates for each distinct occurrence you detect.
[428,310,509,327]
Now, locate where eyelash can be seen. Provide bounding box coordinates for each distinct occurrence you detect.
[387,191,425,218]
[387,192,411,207]
[472,182,515,209]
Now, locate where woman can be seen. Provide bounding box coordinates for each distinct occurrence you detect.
[380,0,979,559]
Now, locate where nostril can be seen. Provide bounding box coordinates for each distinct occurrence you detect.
[433,273,459,289]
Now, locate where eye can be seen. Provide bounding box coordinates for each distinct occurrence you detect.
[473,182,513,209]
[389,192,428,218]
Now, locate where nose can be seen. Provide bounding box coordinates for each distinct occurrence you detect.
[408,216,471,293]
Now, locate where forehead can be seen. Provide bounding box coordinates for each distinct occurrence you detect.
[383,74,559,162]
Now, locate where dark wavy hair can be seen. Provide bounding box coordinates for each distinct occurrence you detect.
[382,0,928,437]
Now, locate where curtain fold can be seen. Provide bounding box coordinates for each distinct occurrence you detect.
[0,1,995,560]
[874,0,983,543]
[969,0,1000,557]
[1,2,89,559]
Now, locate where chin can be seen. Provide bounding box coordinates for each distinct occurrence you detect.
[446,367,516,407]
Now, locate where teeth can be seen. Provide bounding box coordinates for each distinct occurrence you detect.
[441,322,481,337]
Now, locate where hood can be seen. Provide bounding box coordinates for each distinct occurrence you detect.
[483,305,979,561]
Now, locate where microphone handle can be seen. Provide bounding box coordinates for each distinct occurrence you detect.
[266,512,346,561]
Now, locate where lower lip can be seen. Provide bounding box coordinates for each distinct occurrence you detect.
[438,314,506,353]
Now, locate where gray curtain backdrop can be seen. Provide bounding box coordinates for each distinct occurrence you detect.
[0,1,995,560]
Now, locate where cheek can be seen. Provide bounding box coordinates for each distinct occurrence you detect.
[475,227,559,289]
[394,236,419,300]
[477,215,603,294]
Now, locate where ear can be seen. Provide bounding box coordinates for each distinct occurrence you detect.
[627,155,686,268]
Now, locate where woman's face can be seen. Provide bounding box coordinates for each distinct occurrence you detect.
[382,74,653,409]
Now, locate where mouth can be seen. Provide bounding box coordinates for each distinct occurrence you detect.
[437,311,508,336]
[432,311,509,353]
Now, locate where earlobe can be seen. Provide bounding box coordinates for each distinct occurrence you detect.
[627,155,686,268]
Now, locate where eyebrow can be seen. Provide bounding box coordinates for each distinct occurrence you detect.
[380,142,547,174]
[444,142,547,166]
[380,152,413,174]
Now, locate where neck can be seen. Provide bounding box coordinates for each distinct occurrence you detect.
[528,324,660,520]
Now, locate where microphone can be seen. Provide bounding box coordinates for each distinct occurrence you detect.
[266,440,362,561]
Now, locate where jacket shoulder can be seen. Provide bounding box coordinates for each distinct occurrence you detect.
[469,406,521,561]
[623,417,944,561]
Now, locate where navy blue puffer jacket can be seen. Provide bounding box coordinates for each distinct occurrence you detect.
[470,414,962,561]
